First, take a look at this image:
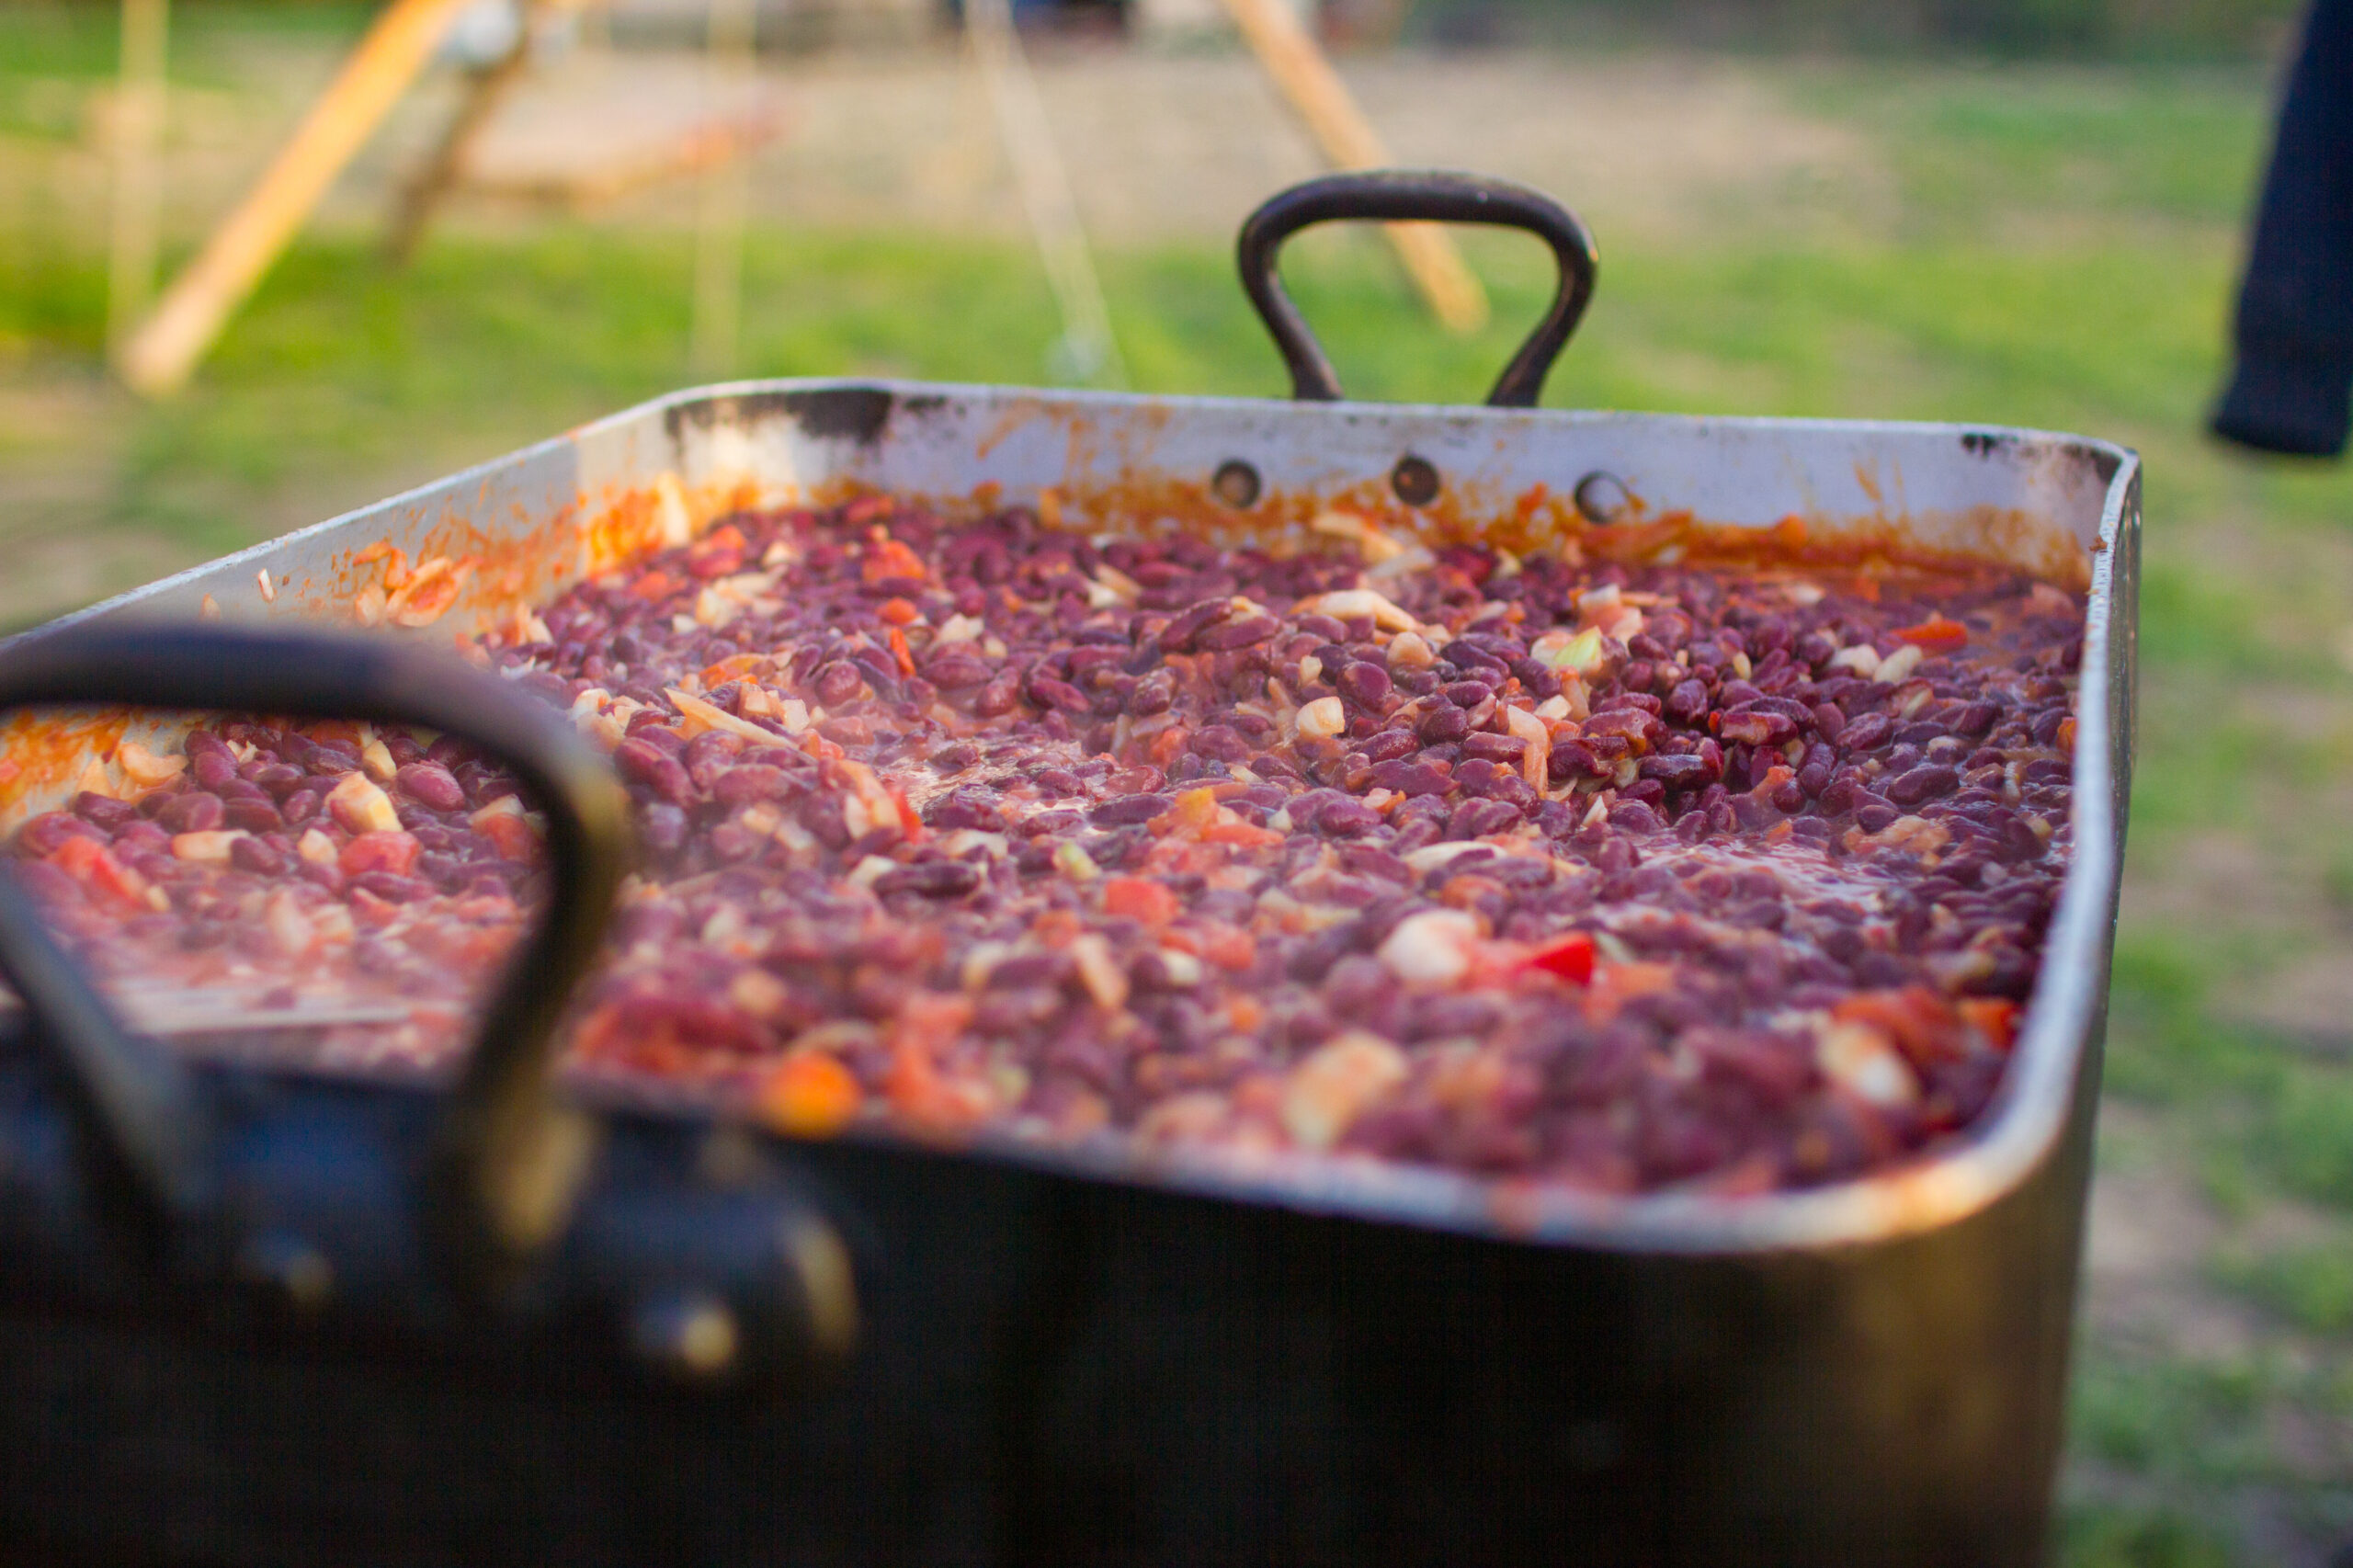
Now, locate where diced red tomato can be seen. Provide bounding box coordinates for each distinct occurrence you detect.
[1584,960,1677,1022]
[879,597,919,627]
[701,653,764,686]
[1893,616,1970,652]
[861,534,926,585]
[1149,726,1191,769]
[890,783,924,842]
[1102,877,1179,926]
[348,887,402,929]
[475,812,540,863]
[340,830,421,878]
[759,1054,863,1139]
[1526,931,1597,984]
[1196,923,1257,971]
[1834,987,1966,1067]
[50,835,148,909]
[1958,997,2021,1052]
[628,570,678,602]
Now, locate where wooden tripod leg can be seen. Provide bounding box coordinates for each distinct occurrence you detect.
[105,0,170,349]
[1219,0,1487,335]
[114,0,477,397]
[384,13,540,267]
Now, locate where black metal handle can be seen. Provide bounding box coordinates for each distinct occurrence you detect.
[0,625,633,1298]
[1237,168,1599,408]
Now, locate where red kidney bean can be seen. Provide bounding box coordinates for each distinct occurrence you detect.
[1885,765,1959,806]
[640,802,688,855]
[1638,754,1711,790]
[1665,679,1709,722]
[1336,661,1392,709]
[613,737,691,805]
[191,750,240,791]
[352,871,432,903]
[155,792,225,834]
[1608,801,1665,835]
[21,814,104,861]
[1461,733,1527,765]
[927,653,991,689]
[1090,795,1170,826]
[813,662,864,706]
[1718,710,1797,748]
[1028,676,1092,715]
[1315,799,1383,836]
[1188,725,1250,763]
[1420,706,1479,747]
[222,797,281,834]
[395,762,467,813]
[244,764,304,800]
[229,836,288,877]
[1160,597,1234,652]
[1447,798,1523,839]
[1549,740,1606,782]
[72,792,140,832]
[1369,760,1450,797]
[713,765,793,806]
[1195,614,1279,652]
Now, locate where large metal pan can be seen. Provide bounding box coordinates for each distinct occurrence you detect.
[0,172,2138,1567]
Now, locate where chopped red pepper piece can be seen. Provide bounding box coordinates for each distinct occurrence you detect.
[1893,616,1970,651]
[1528,931,1597,984]
[50,835,147,909]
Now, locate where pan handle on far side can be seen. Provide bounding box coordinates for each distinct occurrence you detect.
[1236,168,1599,408]
[0,626,633,1301]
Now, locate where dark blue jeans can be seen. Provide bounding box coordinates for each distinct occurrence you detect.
[2214,0,2353,457]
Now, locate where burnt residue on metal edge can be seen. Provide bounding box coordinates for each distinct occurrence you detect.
[1961,429,2126,491]
[2064,440,2125,488]
[664,387,950,449]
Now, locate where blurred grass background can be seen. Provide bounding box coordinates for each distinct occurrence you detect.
[5,0,2353,1560]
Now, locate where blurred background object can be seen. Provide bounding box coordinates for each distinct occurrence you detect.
[2211,0,2353,456]
[2,0,2349,1562]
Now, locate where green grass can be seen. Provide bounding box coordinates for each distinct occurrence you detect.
[1801,62,2277,229]
[2214,1244,2353,1334]
[0,1,379,138]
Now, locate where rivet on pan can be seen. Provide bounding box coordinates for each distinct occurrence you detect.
[1574,471,1631,525]
[1391,455,1439,507]
[235,1232,334,1315]
[631,1287,742,1382]
[1211,460,1262,509]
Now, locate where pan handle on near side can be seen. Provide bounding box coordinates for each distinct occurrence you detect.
[1237,168,1599,408]
[0,626,632,1299]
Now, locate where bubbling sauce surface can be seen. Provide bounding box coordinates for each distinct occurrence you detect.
[10,499,2081,1195]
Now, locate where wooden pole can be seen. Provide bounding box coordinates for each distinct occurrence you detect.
[106,0,170,351]
[385,1,550,267]
[114,0,478,397]
[689,0,756,378]
[1217,0,1486,335]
